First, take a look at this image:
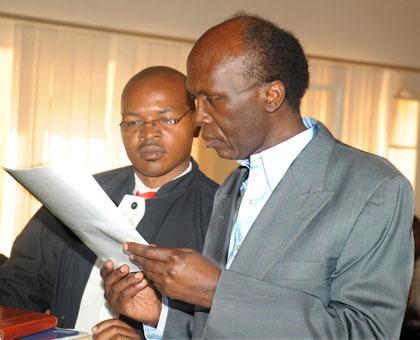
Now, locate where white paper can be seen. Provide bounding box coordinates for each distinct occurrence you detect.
[4,164,148,271]
[118,194,146,228]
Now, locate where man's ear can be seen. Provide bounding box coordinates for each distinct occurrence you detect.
[193,126,201,138]
[264,80,286,112]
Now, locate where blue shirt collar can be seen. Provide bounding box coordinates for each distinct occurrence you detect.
[237,117,318,191]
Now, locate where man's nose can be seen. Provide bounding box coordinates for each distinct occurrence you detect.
[139,121,160,140]
[194,97,212,125]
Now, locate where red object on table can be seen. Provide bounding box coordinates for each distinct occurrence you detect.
[0,305,57,340]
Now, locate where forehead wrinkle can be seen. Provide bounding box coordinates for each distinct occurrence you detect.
[156,108,176,114]
[191,54,253,96]
[121,107,177,117]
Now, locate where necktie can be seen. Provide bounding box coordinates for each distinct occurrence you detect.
[135,191,156,199]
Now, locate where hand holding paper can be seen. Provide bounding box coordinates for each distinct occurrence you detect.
[4,164,147,271]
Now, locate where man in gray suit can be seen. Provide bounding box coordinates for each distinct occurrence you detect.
[100,15,414,339]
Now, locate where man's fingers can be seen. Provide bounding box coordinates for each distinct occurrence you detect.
[117,278,150,301]
[92,318,141,339]
[126,243,174,261]
[99,260,115,279]
[141,269,164,286]
[130,255,170,277]
[108,271,145,296]
[142,272,170,296]
[102,264,130,287]
[102,264,132,303]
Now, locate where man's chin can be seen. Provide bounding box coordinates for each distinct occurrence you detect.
[135,170,167,179]
[133,160,165,176]
[214,147,237,160]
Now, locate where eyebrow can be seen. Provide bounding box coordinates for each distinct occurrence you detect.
[187,90,224,99]
[121,108,176,117]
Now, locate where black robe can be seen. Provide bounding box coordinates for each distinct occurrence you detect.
[0,158,218,328]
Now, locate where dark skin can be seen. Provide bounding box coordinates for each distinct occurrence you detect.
[96,67,198,335]
[121,68,196,188]
[126,243,220,308]
[100,261,161,326]
[102,18,306,324]
[92,318,144,340]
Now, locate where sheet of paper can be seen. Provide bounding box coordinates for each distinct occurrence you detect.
[4,164,147,271]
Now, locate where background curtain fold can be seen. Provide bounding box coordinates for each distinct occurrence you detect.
[0,17,419,255]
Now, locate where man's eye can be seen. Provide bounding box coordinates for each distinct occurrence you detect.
[160,118,176,126]
[187,94,197,109]
[126,121,139,127]
[207,96,222,103]
[121,121,142,129]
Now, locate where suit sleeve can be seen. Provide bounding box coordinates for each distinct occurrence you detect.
[204,175,414,339]
[163,307,194,339]
[0,207,61,312]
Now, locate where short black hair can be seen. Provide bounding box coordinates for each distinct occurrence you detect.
[237,15,309,112]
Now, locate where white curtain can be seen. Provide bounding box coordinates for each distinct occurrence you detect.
[302,60,407,156]
[301,60,420,189]
[0,18,195,255]
[0,17,418,255]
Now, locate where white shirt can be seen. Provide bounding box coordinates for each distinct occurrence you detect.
[74,162,192,334]
[149,118,318,339]
[226,117,318,268]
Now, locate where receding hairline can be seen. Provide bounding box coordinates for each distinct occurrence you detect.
[188,14,309,111]
[190,15,261,54]
[187,15,264,73]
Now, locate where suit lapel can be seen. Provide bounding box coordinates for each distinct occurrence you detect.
[229,173,333,277]
[229,124,336,277]
[99,167,135,206]
[203,166,248,268]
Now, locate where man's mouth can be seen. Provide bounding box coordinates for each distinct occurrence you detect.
[139,145,166,160]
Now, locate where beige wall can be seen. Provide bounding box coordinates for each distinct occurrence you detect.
[1,0,419,193]
[0,0,419,69]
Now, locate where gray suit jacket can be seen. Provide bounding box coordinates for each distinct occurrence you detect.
[164,123,414,339]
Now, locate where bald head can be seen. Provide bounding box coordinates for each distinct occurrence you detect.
[188,18,248,85]
[122,66,194,111]
[189,15,309,112]
[119,65,197,187]
[192,17,249,59]
[186,15,308,160]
